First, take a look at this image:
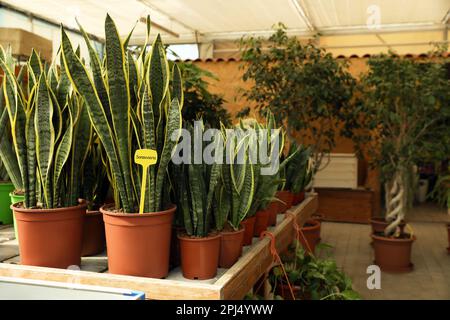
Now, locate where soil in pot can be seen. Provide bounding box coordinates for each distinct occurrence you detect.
[219,226,245,268]
[292,191,305,206]
[371,233,416,273]
[241,215,256,246]
[10,191,25,242]
[0,182,15,225]
[298,219,321,254]
[254,209,270,237]
[267,201,279,226]
[101,204,175,278]
[276,191,294,213]
[81,210,106,256]
[178,232,221,280]
[13,201,86,269]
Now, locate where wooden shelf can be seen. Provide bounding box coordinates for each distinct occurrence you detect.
[0,193,318,300]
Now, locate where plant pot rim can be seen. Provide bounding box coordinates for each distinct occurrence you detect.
[178,232,221,242]
[220,227,245,236]
[100,203,176,217]
[302,219,321,230]
[11,199,87,214]
[371,233,416,243]
[86,210,101,216]
[242,215,256,222]
[276,190,292,195]
[9,191,25,197]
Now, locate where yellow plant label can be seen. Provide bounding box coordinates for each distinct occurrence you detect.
[134,149,158,166]
[134,149,157,214]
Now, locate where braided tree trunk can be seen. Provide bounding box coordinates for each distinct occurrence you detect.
[384,171,406,236]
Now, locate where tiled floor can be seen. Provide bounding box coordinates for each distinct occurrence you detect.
[320,204,450,300]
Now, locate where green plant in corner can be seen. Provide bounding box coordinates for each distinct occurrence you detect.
[61,15,183,213]
[0,47,91,208]
[283,142,313,194]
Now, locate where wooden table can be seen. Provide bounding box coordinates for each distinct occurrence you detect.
[0,193,318,300]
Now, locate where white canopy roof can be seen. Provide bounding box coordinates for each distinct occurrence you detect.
[1,0,449,44]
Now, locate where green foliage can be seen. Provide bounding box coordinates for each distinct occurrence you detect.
[0,62,24,189]
[174,61,231,128]
[171,121,221,237]
[284,142,312,193]
[0,48,90,209]
[270,242,360,300]
[62,15,183,213]
[429,174,450,208]
[240,24,355,172]
[346,53,450,183]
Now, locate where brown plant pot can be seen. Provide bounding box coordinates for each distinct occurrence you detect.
[267,201,279,226]
[12,201,86,269]
[81,210,106,257]
[275,283,301,300]
[178,233,221,280]
[241,216,256,246]
[298,219,321,254]
[170,226,184,268]
[292,191,305,205]
[101,204,175,278]
[219,228,245,268]
[372,233,416,273]
[254,209,270,237]
[276,191,294,213]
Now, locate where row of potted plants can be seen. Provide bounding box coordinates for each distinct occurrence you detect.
[0,15,315,280]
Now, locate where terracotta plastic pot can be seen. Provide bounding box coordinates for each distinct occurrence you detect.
[0,182,15,225]
[178,233,221,280]
[292,191,305,205]
[219,228,245,268]
[276,191,294,213]
[81,210,106,256]
[372,233,416,273]
[254,209,270,237]
[170,226,184,268]
[101,204,175,278]
[10,192,24,242]
[12,201,86,269]
[241,216,256,246]
[267,201,279,226]
[276,283,301,300]
[298,219,321,254]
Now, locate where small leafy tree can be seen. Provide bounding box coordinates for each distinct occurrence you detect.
[348,52,450,236]
[175,61,232,128]
[240,24,355,175]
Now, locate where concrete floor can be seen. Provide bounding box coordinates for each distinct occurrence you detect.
[320,203,450,300]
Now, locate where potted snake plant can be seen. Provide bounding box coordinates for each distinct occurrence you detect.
[171,121,222,279]
[0,64,25,232]
[62,15,182,278]
[0,47,89,269]
[215,126,255,268]
[80,136,110,256]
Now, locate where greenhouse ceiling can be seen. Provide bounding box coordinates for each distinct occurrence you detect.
[0,0,448,45]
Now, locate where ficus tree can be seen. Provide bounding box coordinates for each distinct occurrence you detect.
[240,24,355,176]
[346,52,450,236]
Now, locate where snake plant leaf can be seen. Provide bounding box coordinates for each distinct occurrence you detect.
[235,160,254,229]
[105,14,134,209]
[0,101,23,190]
[128,52,139,108]
[171,64,184,109]
[188,163,204,236]
[155,98,182,210]
[53,106,73,207]
[61,27,131,212]
[77,20,112,126]
[35,74,55,208]
[68,102,92,205]
[25,102,37,207]
[123,21,137,49]
[28,49,43,88]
